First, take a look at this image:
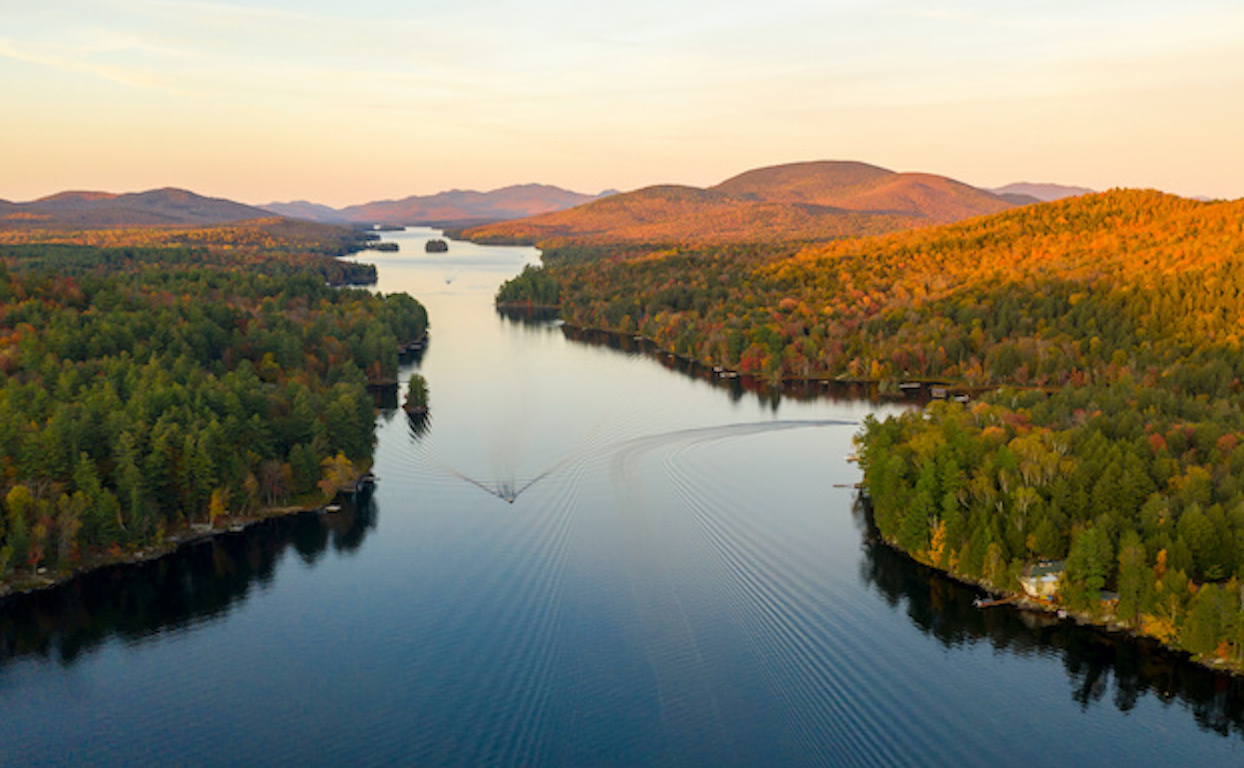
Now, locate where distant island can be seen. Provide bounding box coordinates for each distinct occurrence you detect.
[425,238,449,253]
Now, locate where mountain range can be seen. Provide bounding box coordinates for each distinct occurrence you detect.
[263,184,613,227]
[0,188,276,229]
[462,161,1031,246]
[0,167,1099,237]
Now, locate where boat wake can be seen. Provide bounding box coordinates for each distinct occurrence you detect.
[425,419,858,505]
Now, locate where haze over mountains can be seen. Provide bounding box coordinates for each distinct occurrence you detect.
[0,163,1102,236]
[987,182,1095,204]
[463,161,1040,246]
[264,184,612,227]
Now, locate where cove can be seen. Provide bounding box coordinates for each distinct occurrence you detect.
[2,230,1243,767]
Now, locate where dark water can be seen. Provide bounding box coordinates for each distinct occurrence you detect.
[2,230,1243,767]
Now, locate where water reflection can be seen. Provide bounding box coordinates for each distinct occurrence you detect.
[495,305,561,327]
[406,410,431,441]
[492,302,1244,743]
[370,383,400,410]
[0,497,377,668]
[497,307,986,412]
[855,498,1244,739]
[4,414,1244,752]
[551,320,883,408]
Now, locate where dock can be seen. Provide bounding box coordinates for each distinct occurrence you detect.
[973,595,1017,609]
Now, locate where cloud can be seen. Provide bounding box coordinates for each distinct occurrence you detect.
[1,0,1241,201]
[0,37,173,89]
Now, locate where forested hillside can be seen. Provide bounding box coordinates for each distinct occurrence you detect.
[538,190,1244,385]
[0,216,368,257]
[499,189,1244,666]
[0,241,426,583]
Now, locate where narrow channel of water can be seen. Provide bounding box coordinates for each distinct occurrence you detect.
[1,229,1242,767]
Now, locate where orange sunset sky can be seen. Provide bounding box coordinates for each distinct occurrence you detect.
[2,1,1242,206]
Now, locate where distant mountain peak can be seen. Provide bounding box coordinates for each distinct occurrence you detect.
[264,184,608,226]
[2,187,278,229]
[34,190,120,204]
[988,182,1095,203]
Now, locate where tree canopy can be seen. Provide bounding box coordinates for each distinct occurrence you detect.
[0,240,426,580]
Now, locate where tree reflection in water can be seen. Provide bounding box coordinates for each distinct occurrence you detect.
[6,409,1244,746]
[0,497,377,668]
[854,497,1244,739]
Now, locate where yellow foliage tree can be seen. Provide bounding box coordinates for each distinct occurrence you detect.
[318,452,359,501]
[928,520,948,568]
[208,489,229,526]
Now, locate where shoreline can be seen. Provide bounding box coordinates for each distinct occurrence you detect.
[553,316,962,394]
[495,301,560,312]
[495,298,953,392]
[541,307,1232,675]
[869,526,1244,679]
[555,314,1235,673]
[0,503,319,602]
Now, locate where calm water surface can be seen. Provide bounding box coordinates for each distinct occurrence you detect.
[2,230,1244,766]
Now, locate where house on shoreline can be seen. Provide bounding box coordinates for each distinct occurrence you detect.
[1020,560,1064,599]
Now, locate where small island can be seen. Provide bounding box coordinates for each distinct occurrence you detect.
[425,238,449,253]
[404,372,429,417]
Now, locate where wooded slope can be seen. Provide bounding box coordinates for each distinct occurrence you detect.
[538,189,1243,385]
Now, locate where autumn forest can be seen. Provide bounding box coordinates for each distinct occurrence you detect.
[496,188,1244,667]
[0,225,426,584]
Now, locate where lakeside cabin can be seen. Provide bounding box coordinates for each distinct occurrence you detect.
[1019,560,1064,599]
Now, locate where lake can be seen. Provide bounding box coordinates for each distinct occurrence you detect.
[2,229,1243,766]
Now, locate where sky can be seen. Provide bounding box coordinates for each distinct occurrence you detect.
[2,0,1243,206]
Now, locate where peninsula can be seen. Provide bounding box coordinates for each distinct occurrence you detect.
[0,197,427,595]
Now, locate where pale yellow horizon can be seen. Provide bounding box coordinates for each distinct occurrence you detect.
[3,1,1242,208]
